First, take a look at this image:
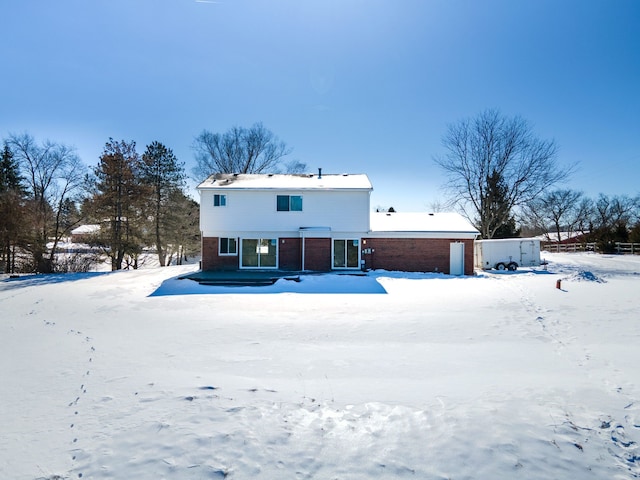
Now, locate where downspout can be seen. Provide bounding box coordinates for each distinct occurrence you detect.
[200,230,204,270]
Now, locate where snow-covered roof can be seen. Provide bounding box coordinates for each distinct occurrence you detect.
[370,212,480,235]
[534,231,589,242]
[71,224,100,235]
[197,173,373,191]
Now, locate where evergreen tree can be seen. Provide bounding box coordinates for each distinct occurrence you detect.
[140,141,186,266]
[58,197,81,234]
[630,222,640,244]
[0,143,24,192]
[90,139,145,270]
[481,169,520,238]
[163,190,200,265]
[0,143,27,273]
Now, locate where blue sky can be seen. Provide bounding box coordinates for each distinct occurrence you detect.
[1,0,638,211]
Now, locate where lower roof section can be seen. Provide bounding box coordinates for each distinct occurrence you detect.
[368,212,479,239]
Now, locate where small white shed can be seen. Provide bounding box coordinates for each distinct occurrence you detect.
[474,238,541,271]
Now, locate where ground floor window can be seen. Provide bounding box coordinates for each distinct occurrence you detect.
[219,237,237,255]
[241,238,277,268]
[333,239,360,268]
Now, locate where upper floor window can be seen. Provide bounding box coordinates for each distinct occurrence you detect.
[277,195,302,212]
[214,194,227,207]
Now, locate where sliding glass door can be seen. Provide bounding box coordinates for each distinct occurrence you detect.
[333,239,360,269]
[241,238,277,268]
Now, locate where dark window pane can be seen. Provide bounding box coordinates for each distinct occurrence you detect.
[277,195,289,211]
[347,240,359,267]
[260,239,277,267]
[219,237,237,255]
[214,194,226,207]
[334,240,346,268]
[242,239,259,267]
[290,195,302,211]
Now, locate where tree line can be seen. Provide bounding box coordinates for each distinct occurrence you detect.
[1,134,200,273]
[522,190,640,251]
[1,123,298,274]
[4,114,637,273]
[436,109,640,250]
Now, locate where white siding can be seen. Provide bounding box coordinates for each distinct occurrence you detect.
[200,189,371,237]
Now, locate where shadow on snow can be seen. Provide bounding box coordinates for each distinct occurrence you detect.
[0,272,113,291]
[149,272,389,296]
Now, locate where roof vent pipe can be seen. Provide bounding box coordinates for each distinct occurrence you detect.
[318,167,322,179]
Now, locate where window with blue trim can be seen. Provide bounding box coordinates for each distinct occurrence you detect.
[277,195,302,211]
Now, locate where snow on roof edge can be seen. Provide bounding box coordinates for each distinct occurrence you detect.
[197,173,373,190]
[369,212,480,235]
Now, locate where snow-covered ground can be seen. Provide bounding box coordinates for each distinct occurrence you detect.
[1,253,639,479]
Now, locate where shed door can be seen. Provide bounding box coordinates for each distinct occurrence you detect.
[450,242,464,276]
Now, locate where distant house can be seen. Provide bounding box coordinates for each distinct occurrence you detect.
[70,224,100,243]
[537,231,590,244]
[197,172,479,275]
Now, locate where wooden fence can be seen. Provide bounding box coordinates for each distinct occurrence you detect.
[615,242,640,254]
[542,242,598,253]
[541,242,640,255]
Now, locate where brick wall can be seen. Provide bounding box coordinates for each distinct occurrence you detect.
[202,236,320,271]
[201,237,239,271]
[303,237,332,271]
[361,238,475,275]
[203,236,475,275]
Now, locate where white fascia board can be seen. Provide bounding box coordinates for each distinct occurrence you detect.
[475,237,540,244]
[202,230,299,238]
[202,228,371,239]
[365,231,479,239]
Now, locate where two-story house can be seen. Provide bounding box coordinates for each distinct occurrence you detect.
[198,171,479,275]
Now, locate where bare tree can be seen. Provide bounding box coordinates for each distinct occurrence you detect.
[283,159,307,174]
[589,194,639,249]
[192,122,296,180]
[593,194,638,230]
[434,109,573,238]
[524,189,591,242]
[426,198,454,213]
[7,133,87,272]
